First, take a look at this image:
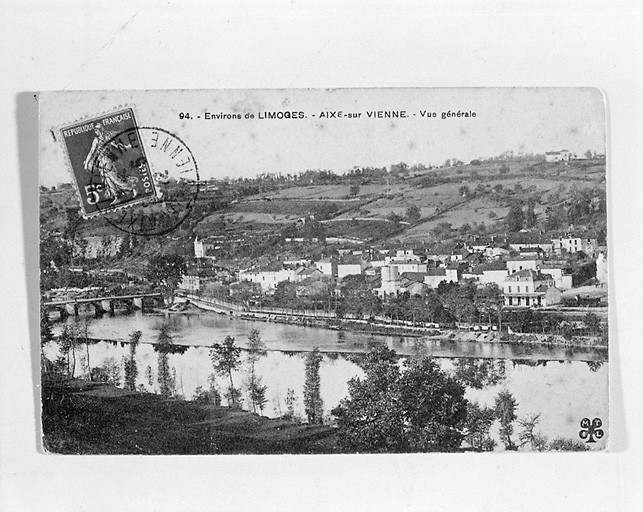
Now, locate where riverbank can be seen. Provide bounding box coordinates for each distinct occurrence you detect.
[179,296,608,350]
[41,378,338,454]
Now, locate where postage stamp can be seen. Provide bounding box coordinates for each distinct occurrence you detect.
[39,88,609,455]
[59,108,158,217]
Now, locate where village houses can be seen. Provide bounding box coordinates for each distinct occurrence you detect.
[191,232,595,311]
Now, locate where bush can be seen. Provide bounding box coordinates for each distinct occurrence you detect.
[549,437,589,451]
[192,385,221,405]
[91,357,121,386]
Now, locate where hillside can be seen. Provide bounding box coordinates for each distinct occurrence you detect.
[39,157,606,268]
[42,379,338,454]
[208,158,605,246]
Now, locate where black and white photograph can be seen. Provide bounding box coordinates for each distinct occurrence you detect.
[3,3,643,511]
[39,88,608,454]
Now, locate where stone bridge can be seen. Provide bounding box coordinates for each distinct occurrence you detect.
[42,293,164,319]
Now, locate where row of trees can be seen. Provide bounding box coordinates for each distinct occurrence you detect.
[206,334,325,424]
[336,278,503,325]
[317,278,604,338]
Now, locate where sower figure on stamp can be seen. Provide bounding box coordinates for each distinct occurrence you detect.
[84,123,139,205]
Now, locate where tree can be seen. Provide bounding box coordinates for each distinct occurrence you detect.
[494,390,518,450]
[431,222,453,239]
[58,324,79,377]
[303,348,324,424]
[584,312,602,336]
[505,203,524,232]
[246,329,267,413]
[145,253,186,303]
[442,281,478,323]
[333,347,468,452]
[349,183,360,197]
[517,413,543,451]
[339,274,382,319]
[390,162,409,174]
[545,204,566,231]
[525,198,537,228]
[40,310,54,372]
[458,186,470,198]
[248,379,268,415]
[40,310,54,346]
[464,402,497,451]
[283,388,299,421]
[453,358,506,389]
[406,204,421,222]
[124,330,142,391]
[73,316,94,380]
[459,223,472,235]
[273,281,298,309]
[210,336,242,407]
[387,211,403,223]
[474,284,503,325]
[499,163,510,174]
[192,374,222,405]
[154,324,179,398]
[145,365,154,387]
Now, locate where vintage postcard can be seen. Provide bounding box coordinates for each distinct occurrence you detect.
[39,88,608,454]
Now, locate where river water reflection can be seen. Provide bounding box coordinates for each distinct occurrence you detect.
[51,310,609,451]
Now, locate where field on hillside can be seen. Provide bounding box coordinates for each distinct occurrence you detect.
[263,184,355,200]
[202,211,293,224]
[227,198,361,219]
[41,158,606,250]
[199,159,605,245]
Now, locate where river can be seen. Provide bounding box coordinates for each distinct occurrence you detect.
[48,308,609,451]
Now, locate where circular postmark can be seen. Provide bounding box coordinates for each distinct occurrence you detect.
[88,126,200,236]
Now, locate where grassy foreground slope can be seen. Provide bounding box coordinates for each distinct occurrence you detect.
[42,379,337,455]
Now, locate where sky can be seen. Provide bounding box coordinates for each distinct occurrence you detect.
[39,88,606,187]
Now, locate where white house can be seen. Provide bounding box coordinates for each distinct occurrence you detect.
[507,257,542,274]
[179,275,201,293]
[388,262,428,274]
[338,262,364,279]
[552,235,599,257]
[545,149,571,162]
[475,262,509,287]
[378,266,401,297]
[424,267,459,289]
[194,236,218,260]
[502,270,561,307]
[484,246,511,259]
[539,265,573,291]
[596,252,608,285]
[239,265,296,293]
[393,249,422,262]
[315,258,337,278]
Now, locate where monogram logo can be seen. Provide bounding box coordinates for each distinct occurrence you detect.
[579,417,604,443]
